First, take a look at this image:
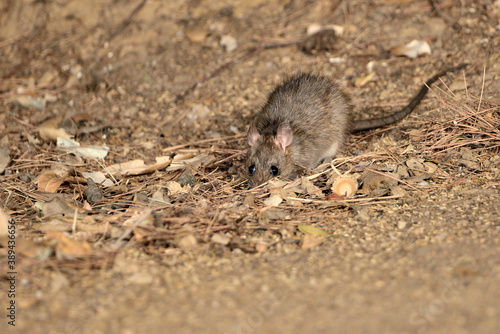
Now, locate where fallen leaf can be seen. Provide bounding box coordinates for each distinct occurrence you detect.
[298,224,330,237]
[150,188,168,206]
[39,127,71,141]
[165,181,190,196]
[46,231,91,260]
[300,177,322,196]
[57,137,109,159]
[264,194,283,207]
[166,153,214,172]
[13,95,46,109]
[104,156,171,176]
[37,173,65,193]
[80,171,114,187]
[38,197,89,220]
[390,39,431,58]
[406,158,425,171]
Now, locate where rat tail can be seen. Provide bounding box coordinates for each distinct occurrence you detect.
[351,63,467,133]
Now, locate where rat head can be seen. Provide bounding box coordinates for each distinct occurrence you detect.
[245,122,295,186]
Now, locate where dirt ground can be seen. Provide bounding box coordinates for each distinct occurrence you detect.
[1,0,499,333]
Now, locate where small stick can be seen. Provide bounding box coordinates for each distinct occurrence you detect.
[109,0,147,41]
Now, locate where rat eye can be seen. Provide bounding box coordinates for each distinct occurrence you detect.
[248,164,256,175]
[270,165,279,176]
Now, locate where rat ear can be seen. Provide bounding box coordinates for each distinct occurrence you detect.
[247,123,260,147]
[274,123,293,152]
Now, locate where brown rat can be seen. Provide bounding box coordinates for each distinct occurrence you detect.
[245,65,466,186]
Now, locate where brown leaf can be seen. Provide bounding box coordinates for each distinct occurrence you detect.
[104,156,171,176]
[40,197,89,220]
[46,231,91,260]
[37,172,65,193]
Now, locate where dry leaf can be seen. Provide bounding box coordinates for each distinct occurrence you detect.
[80,171,114,187]
[57,137,109,159]
[300,177,322,196]
[166,153,214,172]
[390,39,431,58]
[165,181,190,196]
[46,231,91,260]
[38,197,89,220]
[150,188,168,206]
[269,187,296,199]
[37,173,65,193]
[264,194,283,207]
[104,156,171,176]
[39,127,70,141]
[105,159,146,175]
[13,95,46,109]
[298,224,330,237]
[406,158,425,171]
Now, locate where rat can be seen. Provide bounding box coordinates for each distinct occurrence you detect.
[245,64,466,186]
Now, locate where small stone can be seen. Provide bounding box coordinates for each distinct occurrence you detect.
[211,233,230,245]
[177,169,196,187]
[220,35,237,52]
[397,221,407,229]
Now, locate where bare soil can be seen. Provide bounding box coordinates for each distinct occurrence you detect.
[1,1,499,333]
